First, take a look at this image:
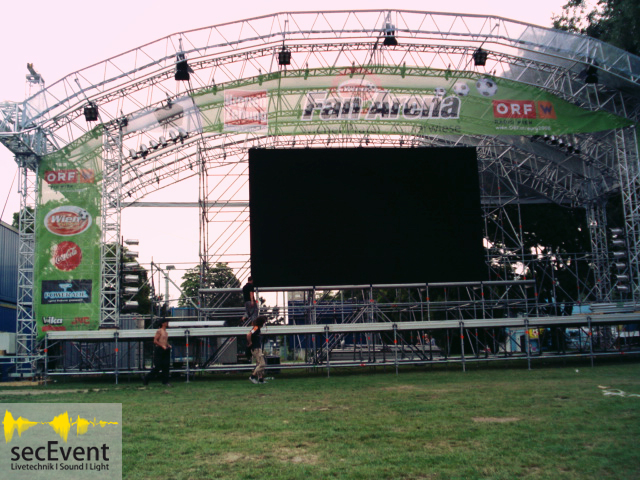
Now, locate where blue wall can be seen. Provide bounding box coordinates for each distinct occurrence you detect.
[0,221,18,332]
[0,303,17,333]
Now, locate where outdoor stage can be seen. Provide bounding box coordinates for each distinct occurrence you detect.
[1,10,640,379]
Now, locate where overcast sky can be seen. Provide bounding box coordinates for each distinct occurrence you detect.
[0,0,569,302]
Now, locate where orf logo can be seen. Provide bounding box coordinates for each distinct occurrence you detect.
[44,169,95,184]
[493,100,537,119]
[493,100,557,119]
[44,206,92,236]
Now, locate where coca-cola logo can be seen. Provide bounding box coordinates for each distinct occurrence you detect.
[51,241,82,271]
[44,206,92,236]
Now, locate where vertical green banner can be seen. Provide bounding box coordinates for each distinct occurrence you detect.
[34,129,103,340]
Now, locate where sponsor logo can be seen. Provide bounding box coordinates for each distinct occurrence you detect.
[42,317,63,325]
[335,78,379,102]
[224,90,268,131]
[71,317,90,326]
[301,89,460,121]
[1,403,122,479]
[537,101,557,119]
[44,206,92,236]
[41,325,66,332]
[41,280,92,305]
[302,69,460,121]
[492,100,557,119]
[44,169,95,185]
[51,241,82,271]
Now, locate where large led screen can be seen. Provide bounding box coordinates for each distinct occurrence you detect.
[249,147,486,287]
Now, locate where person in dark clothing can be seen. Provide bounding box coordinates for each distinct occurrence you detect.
[242,276,258,324]
[143,319,172,386]
[247,315,268,384]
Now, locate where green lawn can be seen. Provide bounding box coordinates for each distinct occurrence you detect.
[2,359,639,479]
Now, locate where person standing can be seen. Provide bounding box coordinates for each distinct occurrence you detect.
[242,276,258,324]
[143,318,172,386]
[247,315,268,384]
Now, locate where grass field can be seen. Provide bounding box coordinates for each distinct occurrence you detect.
[1,358,639,479]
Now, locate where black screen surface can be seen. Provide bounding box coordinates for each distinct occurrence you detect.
[249,147,486,287]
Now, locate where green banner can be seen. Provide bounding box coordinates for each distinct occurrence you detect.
[34,129,103,340]
[185,66,632,137]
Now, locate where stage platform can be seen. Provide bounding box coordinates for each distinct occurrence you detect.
[40,310,640,383]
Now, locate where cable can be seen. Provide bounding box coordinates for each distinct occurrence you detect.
[1,166,18,224]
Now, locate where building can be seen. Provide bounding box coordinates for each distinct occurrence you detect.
[0,220,18,334]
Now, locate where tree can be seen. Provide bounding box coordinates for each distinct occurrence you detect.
[12,206,34,233]
[553,0,640,56]
[178,263,244,324]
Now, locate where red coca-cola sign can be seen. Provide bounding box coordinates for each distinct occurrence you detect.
[44,206,92,236]
[51,241,82,271]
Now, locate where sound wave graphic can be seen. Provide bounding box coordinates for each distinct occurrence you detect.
[3,410,119,443]
[3,410,39,444]
[75,416,119,436]
[46,411,72,443]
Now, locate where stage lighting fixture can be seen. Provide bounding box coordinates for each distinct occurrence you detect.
[139,144,149,157]
[278,46,291,65]
[472,48,488,66]
[169,130,178,142]
[159,136,168,147]
[129,149,138,159]
[383,22,398,46]
[175,53,190,81]
[83,103,99,122]
[123,301,139,310]
[149,139,159,150]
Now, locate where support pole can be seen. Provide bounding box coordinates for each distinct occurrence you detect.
[524,318,531,371]
[393,324,398,376]
[115,332,119,385]
[44,335,48,386]
[325,326,330,378]
[460,322,466,372]
[186,330,190,383]
[587,317,594,368]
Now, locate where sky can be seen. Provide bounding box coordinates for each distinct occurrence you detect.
[0,0,570,304]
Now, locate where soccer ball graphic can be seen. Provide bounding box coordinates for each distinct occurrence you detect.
[453,82,470,96]
[476,77,498,97]
[434,87,446,97]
